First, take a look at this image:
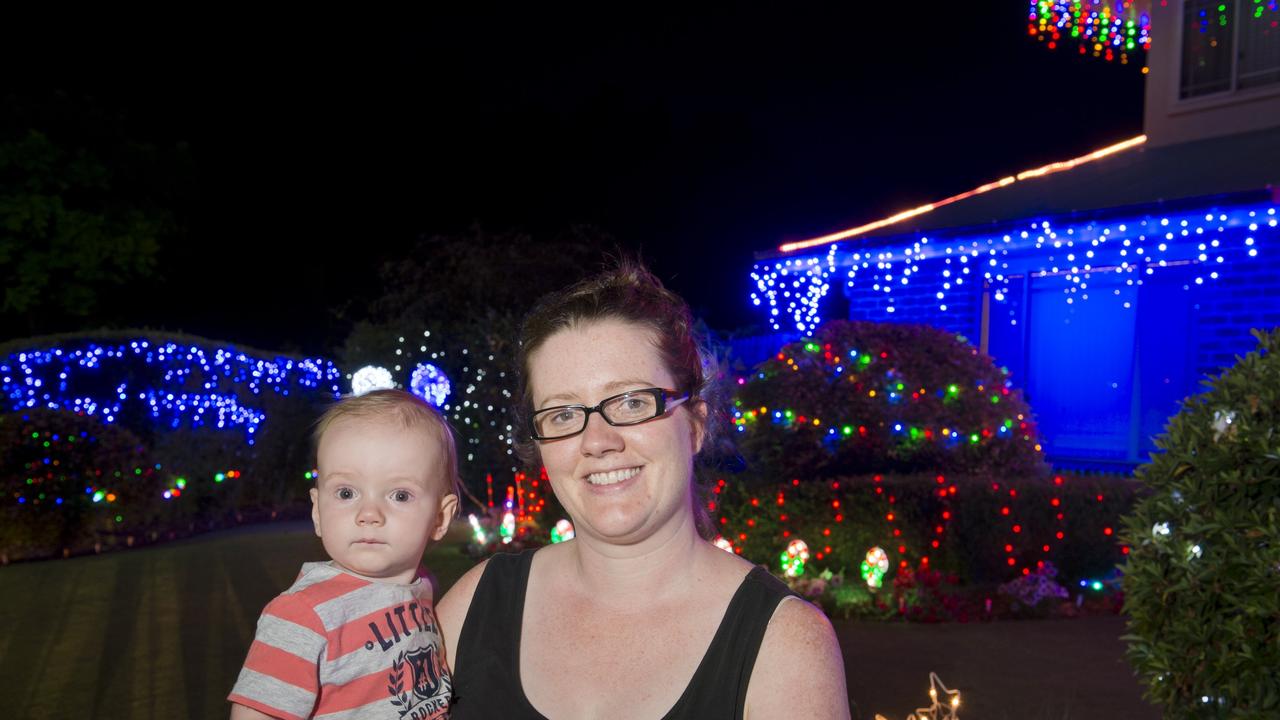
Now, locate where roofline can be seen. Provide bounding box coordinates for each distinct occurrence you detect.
[774,134,1148,255]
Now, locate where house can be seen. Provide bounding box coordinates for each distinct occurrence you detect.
[749,1,1280,468]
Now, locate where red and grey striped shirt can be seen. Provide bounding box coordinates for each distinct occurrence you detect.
[229,561,452,719]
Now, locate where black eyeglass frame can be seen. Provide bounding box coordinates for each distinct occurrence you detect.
[529,387,691,441]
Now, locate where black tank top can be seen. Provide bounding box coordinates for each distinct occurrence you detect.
[450,549,797,719]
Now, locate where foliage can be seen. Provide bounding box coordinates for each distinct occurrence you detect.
[337,227,616,493]
[1121,329,1280,717]
[713,471,1139,619]
[0,129,183,331]
[0,409,159,560]
[732,320,1045,484]
[0,330,339,560]
[997,561,1069,617]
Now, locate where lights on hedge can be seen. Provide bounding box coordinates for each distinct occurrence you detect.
[1152,522,1170,538]
[860,546,890,589]
[409,362,451,407]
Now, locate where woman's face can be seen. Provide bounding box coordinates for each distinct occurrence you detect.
[527,318,704,545]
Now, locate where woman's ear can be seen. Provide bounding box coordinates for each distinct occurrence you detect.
[690,398,709,454]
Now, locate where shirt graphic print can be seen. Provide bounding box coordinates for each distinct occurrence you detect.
[229,561,452,720]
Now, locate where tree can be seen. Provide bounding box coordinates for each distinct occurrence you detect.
[0,129,172,332]
[1121,329,1280,717]
[338,226,617,492]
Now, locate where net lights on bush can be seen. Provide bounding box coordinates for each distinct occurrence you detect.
[752,204,1276,332]
[1,339,343,444]
[350,366,395,396]
[408,362,451,407]
[1028,1,1152,66]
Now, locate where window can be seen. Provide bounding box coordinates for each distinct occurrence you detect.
[1180,0,1280,99]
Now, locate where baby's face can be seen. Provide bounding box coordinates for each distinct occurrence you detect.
[311,418,457,584]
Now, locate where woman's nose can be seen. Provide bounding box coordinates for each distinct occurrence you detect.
[579,411,624,456]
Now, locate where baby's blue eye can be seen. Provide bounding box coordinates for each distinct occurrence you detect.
[337,488,355,500]
[392,490,412,503]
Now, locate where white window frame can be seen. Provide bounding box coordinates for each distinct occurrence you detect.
[1172,0,1280,113]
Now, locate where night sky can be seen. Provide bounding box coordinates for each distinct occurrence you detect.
[4,7,1144,352]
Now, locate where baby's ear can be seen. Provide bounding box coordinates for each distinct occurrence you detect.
[309,487,322,538]
[432,494,460,541]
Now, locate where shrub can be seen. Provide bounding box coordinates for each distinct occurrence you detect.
[0,409,159,560]
[731,321,1045,484]
[1121,329,1280,717]
[712,471,1139,618]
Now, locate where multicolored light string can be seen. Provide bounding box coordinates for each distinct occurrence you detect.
[1028,1,1152,66]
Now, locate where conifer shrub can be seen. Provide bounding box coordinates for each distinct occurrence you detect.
[1121,329,1280,717]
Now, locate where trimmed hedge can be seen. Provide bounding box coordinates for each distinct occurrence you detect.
[1,331,341,560]
[731,321,1045,483]
[713,471,1140,619]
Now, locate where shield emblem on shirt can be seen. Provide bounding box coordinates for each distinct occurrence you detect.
[406,645,445,701]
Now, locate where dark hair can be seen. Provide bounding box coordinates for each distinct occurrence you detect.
[513,260,723,535]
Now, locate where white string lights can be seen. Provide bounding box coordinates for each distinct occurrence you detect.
[752,204,1276,333]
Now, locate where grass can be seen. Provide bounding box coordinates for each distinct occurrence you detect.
[0,522,1159,720]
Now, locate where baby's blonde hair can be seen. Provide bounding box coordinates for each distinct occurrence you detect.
[312,389,461,512]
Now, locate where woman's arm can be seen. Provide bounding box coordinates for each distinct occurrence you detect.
[745,597,851,719]
[435,558,489,674]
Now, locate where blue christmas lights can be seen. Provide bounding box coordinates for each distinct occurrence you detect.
[409,362,451,407]
[751,203,1278,332]
[1,338,343,444]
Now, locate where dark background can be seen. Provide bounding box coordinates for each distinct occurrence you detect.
[1,7,1145,352]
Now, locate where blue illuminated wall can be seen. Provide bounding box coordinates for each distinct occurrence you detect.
[750,200,1280,467]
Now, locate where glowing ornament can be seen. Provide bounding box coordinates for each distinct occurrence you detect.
[780,538,810,578]
[1211,409,1236,440]
[467,514,490,545]
[551,519,575,543]
[860,546,890,589]
[1152,521,1170,538]
[351,366,395,396]
[409,362,451,407]
[499,511,515,545]
[712,535,735,553]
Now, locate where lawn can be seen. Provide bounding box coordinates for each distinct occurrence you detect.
[0,522,1158,719]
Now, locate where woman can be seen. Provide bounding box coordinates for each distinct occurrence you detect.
[438,263,849,719]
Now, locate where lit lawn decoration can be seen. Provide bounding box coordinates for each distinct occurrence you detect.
[499,511,516,544]
[350,365,395,396]
[550,518,574,543]
[860,546,890,589]
[780,538,810,578]
[712,535,735,553]
[873,672,961,720]
[467,514,491,546]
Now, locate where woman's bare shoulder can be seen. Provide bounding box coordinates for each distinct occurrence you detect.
[746,595,850,719]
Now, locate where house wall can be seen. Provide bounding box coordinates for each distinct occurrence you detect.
[1145,1,1280,147]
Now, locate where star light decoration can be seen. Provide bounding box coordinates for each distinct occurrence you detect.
[751,205,1276,333]
[1,339,343,444]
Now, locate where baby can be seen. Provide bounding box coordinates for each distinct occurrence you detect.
[230,389,460,719]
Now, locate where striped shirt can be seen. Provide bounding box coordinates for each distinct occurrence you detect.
[229,561,452,720]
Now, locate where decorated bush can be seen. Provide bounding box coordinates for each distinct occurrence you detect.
[731,320,1044,483]
[0,409,159,560]
[0,331,343,559]
[712,471,1139,619]
[1121,329,1280,716]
